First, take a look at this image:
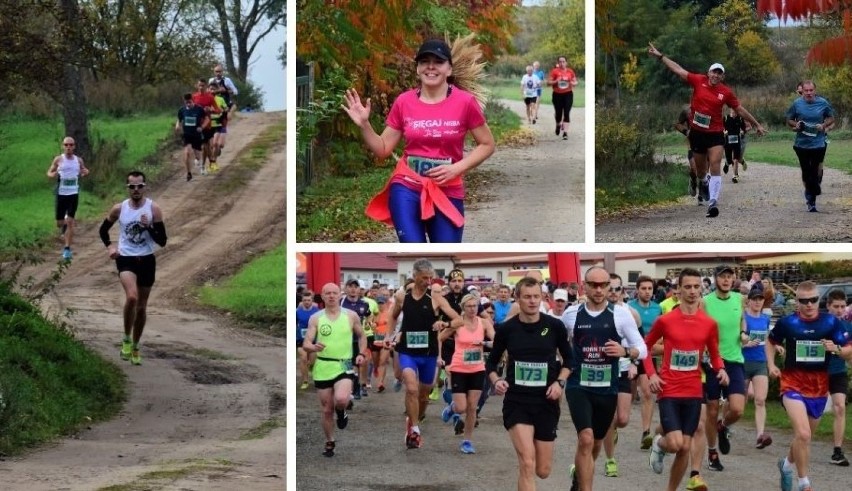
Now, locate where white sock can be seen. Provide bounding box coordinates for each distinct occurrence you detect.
[710,175,722,201]
[411,425,421,434]
[798,476,810,489]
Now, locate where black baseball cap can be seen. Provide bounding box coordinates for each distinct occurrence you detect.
[415,39,452,65]
[747,288,764,300]
[345,279,361,287]
[715,265,735,276]
[448,268,464,281]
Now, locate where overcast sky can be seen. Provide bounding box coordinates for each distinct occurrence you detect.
[245,24,285,111]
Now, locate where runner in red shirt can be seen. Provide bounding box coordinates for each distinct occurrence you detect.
[547,56,578,140]
[192,78,221,175]
[643,268,729,491]
[648,42,766,219]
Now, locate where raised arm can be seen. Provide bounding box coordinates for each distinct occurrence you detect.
[341,88,403,159]
[648,42,688,81]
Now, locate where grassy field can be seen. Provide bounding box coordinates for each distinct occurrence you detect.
[199,243,285,327]
[0,280,126,455]
[0,114,174,252]
[485,77,586,108]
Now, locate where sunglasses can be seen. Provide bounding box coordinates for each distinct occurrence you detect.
[797,296,819,305]
[610,286,623,292]
[126,184,146,190]
[585,281,610,289]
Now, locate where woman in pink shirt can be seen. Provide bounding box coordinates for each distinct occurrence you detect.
[439,293,495,453]
[342,38,495,242]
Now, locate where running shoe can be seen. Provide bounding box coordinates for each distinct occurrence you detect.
[830,449,850,466]
[299,381,309,390]
[186,172,192,182]
[778,458,793,491]
[697,195,704,205]
[707,450,724,471]
[406,430,422,449]
[686,474,709,491]
[460,440,476,454]
[429,386,440,400]
[804,191,813,205]
[393,379,402,392]
[732,175,739,183]
[336,408,348,429]
[605,458,618,477]
[209,162,220,173]
[120,339,133,361]
[360,385,369,398]
[62,247,72,261]
[453,416,465,435]
[641,430,653,450]
[562,131,568,140]
[717,421,731,455]
[377,384,385,393]
[130,350,142,366]
[353,389,361,400]
[569,464,578,491]
[322,440,335,457]
[756,433,773,449]
[441,403,454,423]
[706,203,719,218]
[808,204,818,213]
[723,163,729,174]
[649,434,666,474]
[201,167,208,176]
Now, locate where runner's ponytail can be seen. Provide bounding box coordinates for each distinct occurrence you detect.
[447,32,488,110]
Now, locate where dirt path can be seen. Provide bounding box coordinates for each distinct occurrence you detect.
[463,99,585,243]
[596,158,852,242]
[296,371,852,490]
[1,111,286,490]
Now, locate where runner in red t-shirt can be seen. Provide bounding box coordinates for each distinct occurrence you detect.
[643,268,729,491]
[192,78,221,176]
[547,56,578,140]
[647,43,766,219]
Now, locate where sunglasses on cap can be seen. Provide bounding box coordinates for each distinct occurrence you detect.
[797,296,819,305]
[126,183,146,190]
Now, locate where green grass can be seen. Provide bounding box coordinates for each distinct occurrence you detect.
[213,118,285,195]
[0,280,126,456]
[485,77,586,108]
[198,243,285,326]
[0,114,174,252]
[238,417,284,440]
[98,458,235,491]
[596,164,690,212]
[742,397,852,441]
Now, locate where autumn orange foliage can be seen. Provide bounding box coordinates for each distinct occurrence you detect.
[757,0,852,64]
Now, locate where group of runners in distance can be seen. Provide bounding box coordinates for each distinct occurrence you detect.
[175,64,239,181]
[520,57,579,140]
[649,43,836,217]
[297,259,852,491]
[47,64,238,364]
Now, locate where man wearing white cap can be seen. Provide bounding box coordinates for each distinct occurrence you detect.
[648,43,767,219]
[548,289,570,318]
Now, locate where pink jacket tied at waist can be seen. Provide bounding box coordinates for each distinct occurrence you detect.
[365,156,464,227]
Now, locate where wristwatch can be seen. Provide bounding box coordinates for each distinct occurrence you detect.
[556,379,566,388]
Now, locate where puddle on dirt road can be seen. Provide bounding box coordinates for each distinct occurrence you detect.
[147,342,263,385]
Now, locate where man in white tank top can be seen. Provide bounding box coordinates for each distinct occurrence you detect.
[46,137,89,261]
[98,171,167,366]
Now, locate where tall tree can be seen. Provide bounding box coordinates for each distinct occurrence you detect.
[202,0,286,82]
[57,0,92,161]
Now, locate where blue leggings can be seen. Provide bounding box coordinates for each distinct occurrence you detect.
[389,183,464,243]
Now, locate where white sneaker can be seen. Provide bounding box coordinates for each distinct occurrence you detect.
[649,434,666,474]
[201,168,208,176]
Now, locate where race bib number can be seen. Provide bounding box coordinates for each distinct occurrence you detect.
[557,80,569,89]
[749,331,767,343]
[342,359,354,374]
[407,155,451,177]
[795,340,825,363]
[184,115,198,127]
[463,348,482,364]
[524,87,538,98]
[727,134,739,144]
[406,331,429,349]
[514,361,547,387]
[300,328,307,339]
[61,177,78,187]
[580,363,612,387]
[801,122,818,137]
[692,111,711,129]
[374,333,385,343]
[670,349,699,371]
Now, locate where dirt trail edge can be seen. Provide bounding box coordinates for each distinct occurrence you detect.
[1,111,286,491]
[596,159,852,242]
[464,99,585,243]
